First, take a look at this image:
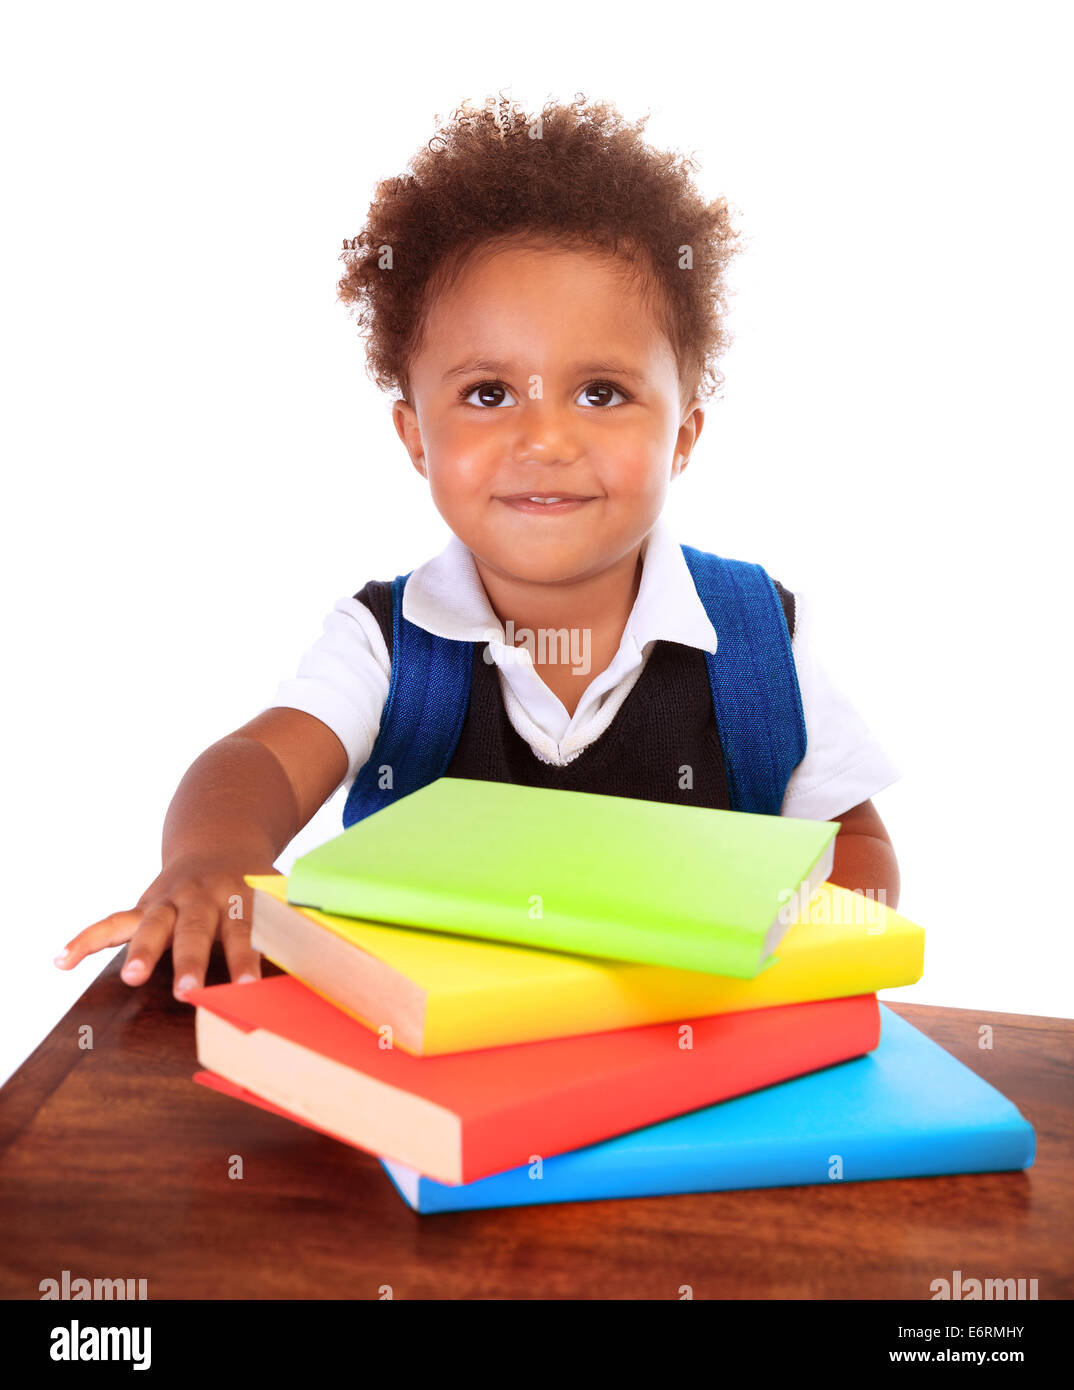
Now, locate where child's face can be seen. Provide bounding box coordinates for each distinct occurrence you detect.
[394,241,703,591]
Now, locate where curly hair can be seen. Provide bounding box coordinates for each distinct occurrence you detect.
[337,91,744,408]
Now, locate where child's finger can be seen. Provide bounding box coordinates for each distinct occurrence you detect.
[219,912,262,985]
[55,909,143,969]
[169,900,218,1001]
[119,901,179,986]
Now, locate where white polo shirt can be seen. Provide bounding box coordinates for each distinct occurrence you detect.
[266,515,900,821]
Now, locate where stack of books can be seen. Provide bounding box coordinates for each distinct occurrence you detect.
[187,778,1035,1213]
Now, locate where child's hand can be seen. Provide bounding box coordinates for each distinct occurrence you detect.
[55,855,274,1002]
[55,711,344,1000]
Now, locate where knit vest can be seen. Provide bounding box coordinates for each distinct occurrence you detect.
[340,546,803,826]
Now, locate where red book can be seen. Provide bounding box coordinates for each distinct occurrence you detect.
[188,975,880,1185]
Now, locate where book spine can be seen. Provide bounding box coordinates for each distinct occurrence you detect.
[289,867,769,978]
[399,1118,1034,1212]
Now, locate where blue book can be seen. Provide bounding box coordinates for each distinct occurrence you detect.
[378,1005,1036,1213]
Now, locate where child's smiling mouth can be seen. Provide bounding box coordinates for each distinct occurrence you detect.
[497,493,596,514]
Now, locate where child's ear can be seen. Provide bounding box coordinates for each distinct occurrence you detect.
[674,401,705,476]
[392,398,428,479]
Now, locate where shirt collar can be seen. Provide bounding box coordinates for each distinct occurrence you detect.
[402,513,718,654]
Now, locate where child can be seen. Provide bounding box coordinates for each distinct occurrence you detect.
[56,93,900,1001]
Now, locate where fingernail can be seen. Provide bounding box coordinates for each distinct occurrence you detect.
[122,960,147,982]
[54,951,70,967]
[175,975,197,996]
[236,973,258,985]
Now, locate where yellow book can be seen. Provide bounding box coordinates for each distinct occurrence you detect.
[246,874,924,1056]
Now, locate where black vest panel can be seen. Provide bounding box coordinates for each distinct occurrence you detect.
[354,577,795,812]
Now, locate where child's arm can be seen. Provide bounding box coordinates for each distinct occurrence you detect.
[827,798,900,909]
[55,709,349,1001]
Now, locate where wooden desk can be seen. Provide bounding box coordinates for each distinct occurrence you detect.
[1,947,1071,1300]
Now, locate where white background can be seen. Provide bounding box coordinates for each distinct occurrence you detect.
[2,0,1071,1087]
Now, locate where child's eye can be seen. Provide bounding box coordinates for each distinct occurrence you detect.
[459,381,517,408]
[577,381,630,408]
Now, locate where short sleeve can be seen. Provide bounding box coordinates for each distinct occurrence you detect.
[779,589,901,821]
[261,596,391,795]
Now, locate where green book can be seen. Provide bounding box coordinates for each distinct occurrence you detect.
[287,778,839,978]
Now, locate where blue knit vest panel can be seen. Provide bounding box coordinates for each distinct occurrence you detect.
[679,545,806,815]
[341,545,806,828]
